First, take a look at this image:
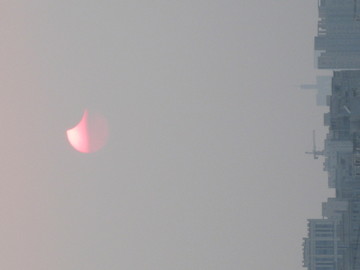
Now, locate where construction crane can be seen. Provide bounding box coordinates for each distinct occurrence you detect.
[305,130,324,159]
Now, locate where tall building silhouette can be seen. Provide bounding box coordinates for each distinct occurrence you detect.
[315,0,360,69]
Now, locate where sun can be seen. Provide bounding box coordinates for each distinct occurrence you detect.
[66,110,109,153]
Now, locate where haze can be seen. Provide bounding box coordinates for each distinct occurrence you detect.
[0,1,332,269]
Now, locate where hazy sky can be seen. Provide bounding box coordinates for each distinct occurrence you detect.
[1,1,334,269]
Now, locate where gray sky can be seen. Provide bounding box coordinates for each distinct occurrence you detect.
[0,1,334,269]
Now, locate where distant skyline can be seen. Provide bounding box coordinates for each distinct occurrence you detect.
[303,70,360,270]
[302,1,360,269]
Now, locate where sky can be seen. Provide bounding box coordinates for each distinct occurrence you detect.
[0,1,334,269]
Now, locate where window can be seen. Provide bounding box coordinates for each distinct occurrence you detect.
[316,248,334,255]
[316,240,334,247]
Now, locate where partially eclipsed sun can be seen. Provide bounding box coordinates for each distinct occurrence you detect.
[66,110,109,153]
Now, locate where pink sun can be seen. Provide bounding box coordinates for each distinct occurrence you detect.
[66,110,109,153]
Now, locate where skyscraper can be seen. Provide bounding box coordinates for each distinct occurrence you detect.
[315,0,360,69]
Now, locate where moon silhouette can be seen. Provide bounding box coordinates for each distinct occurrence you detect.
[66,110,109,153]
